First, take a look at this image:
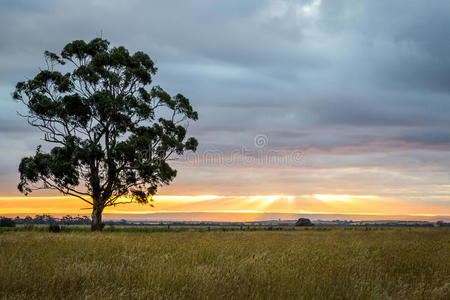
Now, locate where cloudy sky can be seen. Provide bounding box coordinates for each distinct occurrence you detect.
[1,0,450,220]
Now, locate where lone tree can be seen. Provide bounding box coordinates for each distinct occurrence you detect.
[13,38,198,231]
[295,218,314,226]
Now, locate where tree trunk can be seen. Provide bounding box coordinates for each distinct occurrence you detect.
[91,205,104,232]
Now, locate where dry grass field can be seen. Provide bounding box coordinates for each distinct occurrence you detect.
[1,228,449,299]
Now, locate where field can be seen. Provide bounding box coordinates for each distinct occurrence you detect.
[1,228,449,299]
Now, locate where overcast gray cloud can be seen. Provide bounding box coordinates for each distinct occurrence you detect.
[1,0,449,212]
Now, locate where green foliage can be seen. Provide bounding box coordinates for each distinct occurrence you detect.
[13,39,199,228]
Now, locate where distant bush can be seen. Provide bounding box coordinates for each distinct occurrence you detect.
[437,221,450,227]
[0,218,16,227]
[48,224,61,233]
[295,218,314,226]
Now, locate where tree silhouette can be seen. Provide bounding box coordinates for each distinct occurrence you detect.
[295,218,314,226]
[14,38,198,231]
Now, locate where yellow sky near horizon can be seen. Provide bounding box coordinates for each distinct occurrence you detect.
[1,194,449,219]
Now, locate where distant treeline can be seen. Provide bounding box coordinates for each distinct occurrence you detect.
[0,215,137,227]
[1,215,450,228]
[437,221,450,227]
[0,215,91,226]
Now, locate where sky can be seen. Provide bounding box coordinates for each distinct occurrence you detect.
[1,0,450,221]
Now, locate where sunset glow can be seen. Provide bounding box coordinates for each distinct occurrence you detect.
[312,194,377,203]
[1,193,448,221]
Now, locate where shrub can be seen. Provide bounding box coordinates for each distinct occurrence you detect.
[295,218,314,226]
[48,224,61,233]
[0,218,16,227]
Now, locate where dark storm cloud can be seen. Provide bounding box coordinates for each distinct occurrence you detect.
[1,0,450,199]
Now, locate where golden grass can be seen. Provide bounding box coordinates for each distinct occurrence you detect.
[0,228,449,299]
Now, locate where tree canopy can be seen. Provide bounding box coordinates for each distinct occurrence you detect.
[14,38,198,230]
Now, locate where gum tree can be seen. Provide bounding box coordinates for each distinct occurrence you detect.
[14,38,198,231]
